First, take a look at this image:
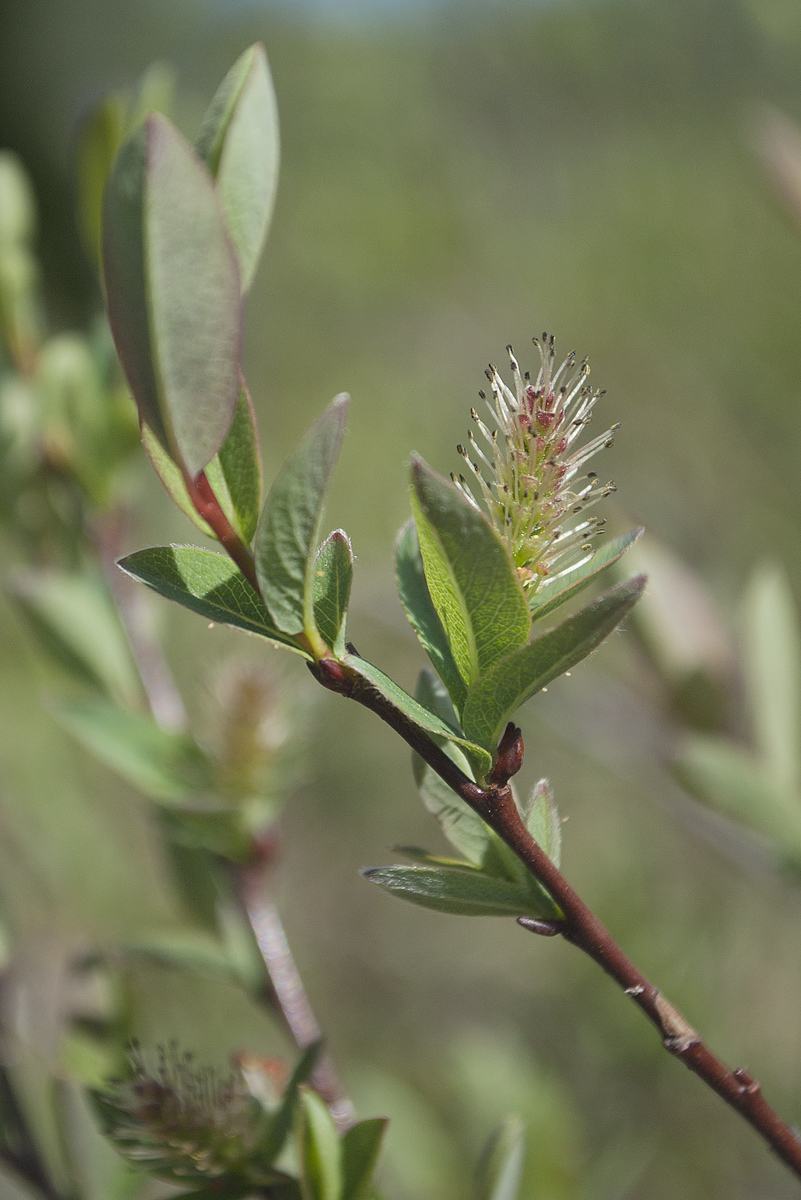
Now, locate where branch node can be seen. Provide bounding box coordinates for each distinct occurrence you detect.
[517,916,565,937]
[734,1068,762,1098]
[489,723,524,786]
[654,991,699,1053]
[311,658,351,694]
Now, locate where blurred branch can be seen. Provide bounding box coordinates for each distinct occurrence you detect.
[93,507,186,731]
[234,856,356,1133]
[94,510,355,1128]
[314,653,801,1182]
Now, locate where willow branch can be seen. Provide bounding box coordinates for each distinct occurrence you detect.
[233,857,356,1132]
[313,655,801,1182]
[118,484,355,1126]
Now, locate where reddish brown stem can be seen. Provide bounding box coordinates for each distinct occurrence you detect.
[313,656,801,1182]
[185,472,260,593]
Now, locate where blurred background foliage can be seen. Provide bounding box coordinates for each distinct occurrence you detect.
[4,0,801,1196]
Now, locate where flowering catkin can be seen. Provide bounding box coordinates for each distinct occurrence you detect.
[452,334,618,596]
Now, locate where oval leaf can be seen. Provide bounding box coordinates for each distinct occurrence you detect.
[396,519,467,715]
[51,697,213,803]
[206,377,263,543]
[11,569,142,707]
[461,576,646,751]
[313,530,353,656]
[341,1119,388,1200]
[254,395,348,637]
[362,864,549,918]
[529,528,643,624]
[673,734,801,852]
[118,545,306,654]
[142,379,262,544]
[413,672,490,865]
[474,1116,525,1200]
[410,457,530,687]
[523,780,561,869]
[743,565,801,794]
[104,114,242,477]
[298,1088,341,1200]
[342,651,492,778]
[253,1042,323,1169]
[196,43,280,290]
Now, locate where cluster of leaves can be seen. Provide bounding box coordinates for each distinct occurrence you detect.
[0,28,655,1199]
[0,41,561,1200]
[97,40,645,932]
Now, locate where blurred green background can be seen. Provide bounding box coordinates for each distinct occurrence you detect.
[4,0,801,1196]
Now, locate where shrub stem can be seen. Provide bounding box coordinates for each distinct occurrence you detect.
[314,654,801,1181]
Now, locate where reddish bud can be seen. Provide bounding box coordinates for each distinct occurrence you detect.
[314,657,350,694]
[489,722,524,786]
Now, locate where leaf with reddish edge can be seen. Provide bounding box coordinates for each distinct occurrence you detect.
[142,379,262,546]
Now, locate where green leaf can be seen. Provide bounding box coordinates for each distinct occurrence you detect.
[523,780,561,869]
[141,420,214,536]
[396,520,467,714]
[205,378,263,543]
[673,734,801,853]
[411,768,490,867]
[410,458,530,687]
[118,546,306,654]
[196,43,279,290]
[51,697,213,803]
[10,569,141,707]
[362,865,551,918]
[142,380,262,544]
[76,94,127,267]
[529,529,643,623]
[254,1042,323,1168]
[394,846,482,868]
[461,576,646,751]
[474,1116,525,1200]
[103,114,242,477]
[0,151,36,244]
[411,673,490,864]
[341,1119,388,1200]
[255,396,348,638]
[414,667,461,728]
[342,652,492,778]
[297,1088,342,1200]
[743,565,801,793]
[312,531,353,656]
